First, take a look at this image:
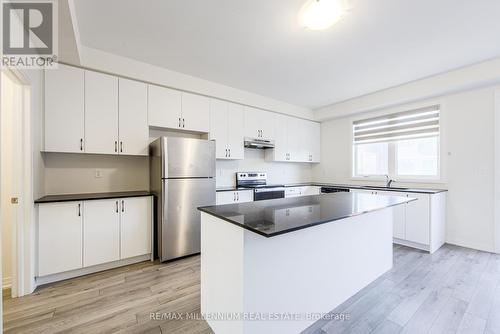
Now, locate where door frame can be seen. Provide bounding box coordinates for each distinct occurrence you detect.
[1,68,34,297]
[495,89,500,254]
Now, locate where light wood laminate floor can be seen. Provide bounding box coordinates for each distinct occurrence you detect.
[4,244,500,334]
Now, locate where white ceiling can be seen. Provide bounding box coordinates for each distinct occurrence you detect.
[73,0,500,109]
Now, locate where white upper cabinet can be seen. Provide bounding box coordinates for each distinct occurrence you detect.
[286,116,302,162]
[210,99,244,160]
[44,64,85,153]
[118,78,148,156]
[84,71,119,154]
[147,87,209,133]
[209,99,228,159]
[266,115,320,163]
[268,113,289,161]
[303,120,321,163]
[226,102,244,159]
[147,84,182,129]
[244,106,275,141]
[181,92,210,132]
[310,121,321,163]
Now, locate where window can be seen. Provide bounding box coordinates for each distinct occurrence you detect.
[354,142,388,176]
[353,105,440,180]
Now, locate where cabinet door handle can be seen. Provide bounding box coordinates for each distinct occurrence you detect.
[178,117,181,127]
[120,141,123,153]
[78,203,81,217]
[80,138,83,151]
[116,201,119,213]
[121,200,124,212]
[183,118,185,128]
[114,141,118,152]
[225,149,228,157]
[229,148,231,157]
[237,192,239,201]
[234,192,236,201]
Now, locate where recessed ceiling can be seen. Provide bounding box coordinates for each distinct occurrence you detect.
[73,0,500,109]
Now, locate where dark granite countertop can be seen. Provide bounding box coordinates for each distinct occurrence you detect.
[35,191,153,203]
[216,187,254,192]
[310,183,447,194]
[199,192,416,237]
[217,183,447,194]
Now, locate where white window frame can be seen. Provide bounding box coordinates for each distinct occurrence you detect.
[351,102,445,184]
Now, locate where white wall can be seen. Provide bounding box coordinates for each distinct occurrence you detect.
[313,86,498,252]
[76,46,313,120]
[43,154,149,195]
[217,149,312,188]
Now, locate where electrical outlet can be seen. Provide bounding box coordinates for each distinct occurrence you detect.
[95,169,103,178]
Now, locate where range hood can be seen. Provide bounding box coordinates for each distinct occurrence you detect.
[244,137,275,149]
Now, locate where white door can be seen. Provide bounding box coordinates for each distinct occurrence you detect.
[38,202,83,276]
[378,191,406,239]
[85,71,119,154]
[119,78,148,156]
[120,197,152,259]
[44,64,85,153]
[302,186,321,196]
[260,110,275,141]
[244,107,275,140]
[209,99,228,159]
[83,199,120,267]
[405,193,430,244]
[181,92,210,132]
[244,106,261,139]
[310,121,321,162]
[147,84,182,129]
[227,102,244,159]
[287,117,302,162]
[216,191,236,205]
[285,187,301,198]
[272,113,289,161]
[236,190,253,203]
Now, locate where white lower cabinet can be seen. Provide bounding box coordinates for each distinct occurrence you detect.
[120,197,152,259]
[405,193,430,245]
[83,199,121,267]
[38,196,152,279]
[216,190,254,205]
[351,189,445,253]
[38,201,83,276]
[285,186,321,198]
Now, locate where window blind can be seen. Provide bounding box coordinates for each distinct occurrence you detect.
[353,105,440,144]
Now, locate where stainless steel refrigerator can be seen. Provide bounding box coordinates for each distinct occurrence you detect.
[150,137,216,261]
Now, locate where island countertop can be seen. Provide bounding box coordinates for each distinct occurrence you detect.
[198,192,416,237]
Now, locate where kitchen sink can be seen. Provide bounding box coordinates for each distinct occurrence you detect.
[359,186,411,191]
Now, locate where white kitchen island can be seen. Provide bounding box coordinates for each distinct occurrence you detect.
[198,192,415,334]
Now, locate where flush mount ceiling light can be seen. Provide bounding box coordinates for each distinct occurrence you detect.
[299,0,347,30]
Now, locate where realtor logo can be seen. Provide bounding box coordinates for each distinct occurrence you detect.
[2,0,58,68]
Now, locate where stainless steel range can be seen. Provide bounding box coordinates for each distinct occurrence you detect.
[236,172,285,201]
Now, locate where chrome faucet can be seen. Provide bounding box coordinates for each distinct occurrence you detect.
[384,175,394,188]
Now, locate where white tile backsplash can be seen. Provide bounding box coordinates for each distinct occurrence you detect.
[216,148,312,187]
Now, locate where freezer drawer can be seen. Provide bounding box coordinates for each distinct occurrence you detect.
[160,178,215,261]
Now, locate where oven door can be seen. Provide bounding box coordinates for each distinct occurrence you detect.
[254,188,285,201]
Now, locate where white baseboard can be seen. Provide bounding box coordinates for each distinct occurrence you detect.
[3,276,12,289]
[445,238,495,253]
[393,238,431,252]
[35,254,152,286]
